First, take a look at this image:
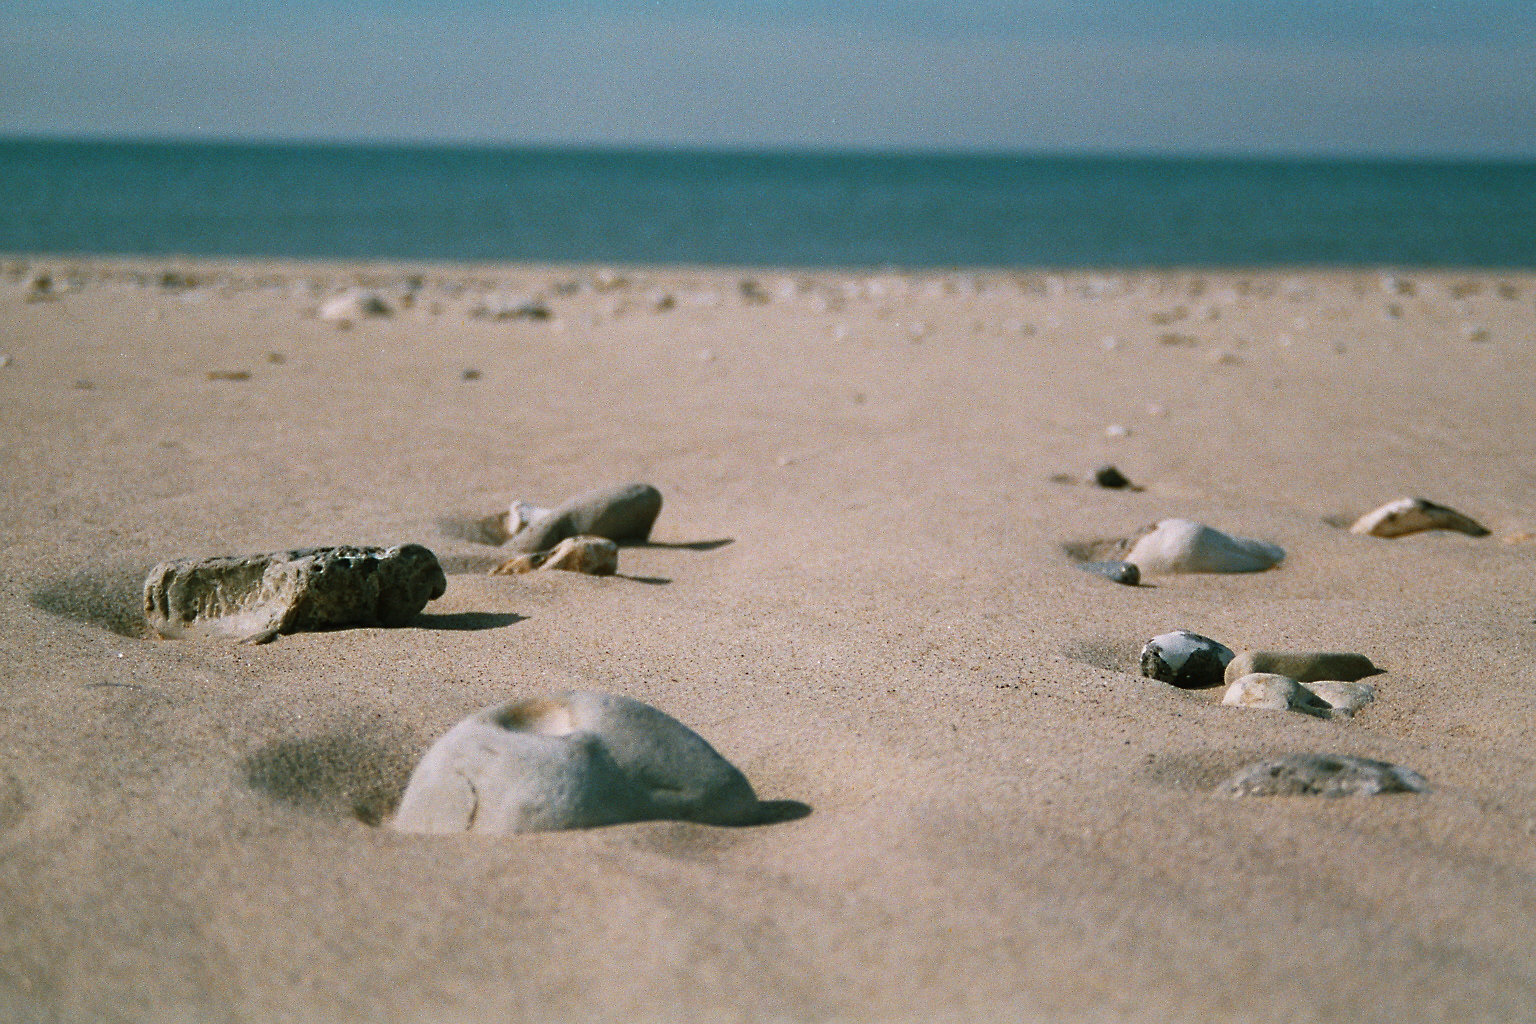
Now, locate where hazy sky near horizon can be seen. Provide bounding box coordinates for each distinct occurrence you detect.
[3,1,1534,158]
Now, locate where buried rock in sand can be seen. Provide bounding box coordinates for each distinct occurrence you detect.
[1221,673,1335,718]
[1215,753,1427,798]
[490,535,618,576]
[1224,650,1381,686]
[1125,518,1284,573]
[504,482,663,553]
[1349,497,1489,538]
[144,544,446,644]
[391,691,762,834]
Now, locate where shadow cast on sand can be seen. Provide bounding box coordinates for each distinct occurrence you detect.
[412,611,525,631]
[29,565,152,638]
[637,538,734,551]
[242,731,417,826]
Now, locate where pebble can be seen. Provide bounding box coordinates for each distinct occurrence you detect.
[1224,650,1381,685]
[1350,497,1489,538]
[0,354,11,368]
[490,536,618,576]
[1221,673,1333,717]
[1214,754,1427,798]
[506,482,663,554]
[1140,629,1234,689]
[391,691,761,834]
[143,544,446,644]
[1076,560,1140,586]
[1303,680,1377,717]
[471,294,551,321]
[1104,423,1130,439]
[1093,464,1132,489]
[318,289,392,324]
[1125,518,1284,573]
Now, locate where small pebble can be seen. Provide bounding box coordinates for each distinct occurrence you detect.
[1215,754,1427,798]
[1104,423,1130,439]
[461,369,482,381]
[1093,464,1132,489]
[265,352,286,364]
[1221,673,1333,717]
[1304,680,1377,717]
[1077,560,1139,586]
[0,354,12,368]
[206,370,251,381]
[1140,629,1234,689]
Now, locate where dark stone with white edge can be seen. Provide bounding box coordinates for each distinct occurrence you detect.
[1093,464,1132,489]
[1077,560,1140,585]
[1215,754,1427,798]
[1139,629,1234,689]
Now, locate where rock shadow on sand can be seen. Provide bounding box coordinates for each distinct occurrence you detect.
[412,611,526,631]
[242,732,417,826]
[29,565,153,638]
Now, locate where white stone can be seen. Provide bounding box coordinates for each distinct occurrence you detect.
[318,289,391,324]
[391,691,761,835]
[1222,673,1332,717]
[1303,680,1377,717]
[1350,497,1489,538]
[490,536,618,576]
[1125,519,1284,573]
[1216,754,1427,797]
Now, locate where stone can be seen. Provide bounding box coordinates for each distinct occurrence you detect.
[318,289,391,324]
[1223,650,1381,686]
[490,536,618,576]
[1221,673,1333,717]
[1093,464,1132,489]
[1215,754,1427,798]
[1076,560,1140,585]
[1350,497,1489,538]
[471,294,551,321]
[391,691,761,834]
[143,544,446,644]
[1140,629,1234,689]
[507,483,663,553]
[1125,518,1284,573]
[1303,680,1377,717]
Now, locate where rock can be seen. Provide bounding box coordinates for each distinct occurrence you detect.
[318,289,391,324]
[1303,680,1377,717]
[1076,560,1140,586]
[1223,650,1381,685]
[507,483,663,553]
[490,536,618,576]
[1093,464,1132,489]
[1221,673,1333,717]
[471,294,551,321]
[391,691,761,834]
[1125,518,1284,573]
[1140,629,1234,689]
[143,544,446,644]
[1215,754,1427,798]
[1349,497,1489,538]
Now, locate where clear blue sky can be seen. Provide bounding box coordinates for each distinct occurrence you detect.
[3,1,1533,158]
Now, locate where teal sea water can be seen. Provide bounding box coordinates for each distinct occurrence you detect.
[2,138,1533,268]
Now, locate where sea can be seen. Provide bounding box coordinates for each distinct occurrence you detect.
[2,138,1534,269]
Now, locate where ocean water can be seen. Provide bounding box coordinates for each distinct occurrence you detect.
[2,138,1534,268]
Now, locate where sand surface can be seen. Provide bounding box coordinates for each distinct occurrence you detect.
[2,257,1534,1022]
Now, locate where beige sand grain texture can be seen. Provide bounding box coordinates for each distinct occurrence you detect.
[2,257,1535,1022]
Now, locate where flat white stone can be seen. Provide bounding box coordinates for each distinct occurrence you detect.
[1222,673,1332,717]
[318,289,392,323]
[392,691,761,835]
[1126,519,1284,573]
[1303,680,1377,717]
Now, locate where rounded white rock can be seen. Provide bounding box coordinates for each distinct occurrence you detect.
[1126,518,1284,573]
[391,691,761,835]
[1221,673,1332,717]
[1349,497,1489,538]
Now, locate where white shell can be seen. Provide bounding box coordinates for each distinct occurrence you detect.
[1349,497,1489,538]
[1126,519,1284,573]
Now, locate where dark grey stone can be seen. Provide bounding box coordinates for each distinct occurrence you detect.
[1077,560,1140,585]
[1093,464,1132,489]
[1139,629,1234,689]
[144,544,446,644]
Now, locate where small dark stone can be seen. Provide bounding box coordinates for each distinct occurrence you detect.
[461,368,482,381]
[1139,629,1234,689]
[1077,560,1140,586]
[1093,464,1132,489]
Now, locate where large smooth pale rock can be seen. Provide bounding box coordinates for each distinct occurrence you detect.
[144,544,446,644]
[490,535,618,576]
[1140,629,1234,689]
[392,691,761,834]
[1224,650,1381,686]
[1215,754,1427,797]
[507,483,663,553]
[1221,673,1333,717]
[1350,497,1489,538]
[1125,519,1284,573]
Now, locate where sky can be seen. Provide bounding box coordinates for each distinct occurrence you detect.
[2,1,1534,159]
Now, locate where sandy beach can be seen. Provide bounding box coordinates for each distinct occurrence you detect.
[2,256,1534,1022]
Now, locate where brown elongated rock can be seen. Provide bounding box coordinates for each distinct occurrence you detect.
[490,536,618,576]
[1215,754,1427,797]
[1223,650,1381,686]
[143,544,446,644]
[1349,497,1489,538]
[391,691,761,835]
[507,483,663,553]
